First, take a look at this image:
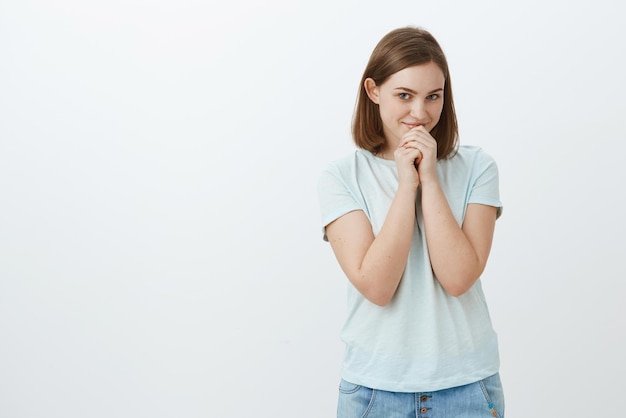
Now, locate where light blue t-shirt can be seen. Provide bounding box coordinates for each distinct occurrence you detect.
[318,145,503,392]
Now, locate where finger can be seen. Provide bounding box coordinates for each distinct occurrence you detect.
[399,138,423,149]
[396,145,421,156]
[394,146,421,161]
[400,131,431,147]
[401,143,424,159]
[402,136,436,155]
[399,141,422,157]
[404,126,435,142]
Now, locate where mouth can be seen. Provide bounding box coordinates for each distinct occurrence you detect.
[403,123,423,130]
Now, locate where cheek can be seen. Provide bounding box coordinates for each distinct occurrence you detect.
[381,100,405,118]
[430,103,444,120]
[378,100,395,121]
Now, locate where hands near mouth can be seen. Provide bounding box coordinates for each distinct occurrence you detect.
[394,125,438,188]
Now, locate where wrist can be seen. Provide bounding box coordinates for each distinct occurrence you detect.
[397,181,419,195]
[418,175,440,189]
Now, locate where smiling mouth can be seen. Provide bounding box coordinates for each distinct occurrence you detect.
[403,123,423,129]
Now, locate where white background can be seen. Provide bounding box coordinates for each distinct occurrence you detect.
[1,0,624,417]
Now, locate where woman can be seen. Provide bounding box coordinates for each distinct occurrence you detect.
[318,26,505,417]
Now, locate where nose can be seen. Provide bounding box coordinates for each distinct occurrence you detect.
[410,100,427,120]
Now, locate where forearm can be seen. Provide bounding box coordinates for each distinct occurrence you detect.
[356,185,417,305]
[420,181,483,296]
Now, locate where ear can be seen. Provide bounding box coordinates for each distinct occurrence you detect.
[364,78,380,104]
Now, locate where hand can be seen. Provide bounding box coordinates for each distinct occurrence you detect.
[398,126,438,185]
[393,138,422,189]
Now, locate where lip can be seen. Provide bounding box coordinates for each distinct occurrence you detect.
[403,123,423,129]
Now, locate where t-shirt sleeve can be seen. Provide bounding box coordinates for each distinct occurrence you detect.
[317,166,363,241]
[468,150,503,219]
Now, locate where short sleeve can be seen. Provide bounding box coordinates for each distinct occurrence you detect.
[468,150,503,219]
[317,166,363,241]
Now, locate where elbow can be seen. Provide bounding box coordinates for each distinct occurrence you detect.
[368,293,393,307]
[360,285,396,307]
[440,271,481,297]
[348,271,399,307]
[438,259,486,297]
[362,291,393,308]
[445,284,471,297]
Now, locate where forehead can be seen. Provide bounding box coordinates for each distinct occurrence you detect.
[383,62,445,89]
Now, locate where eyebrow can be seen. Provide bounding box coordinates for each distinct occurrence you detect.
[395,87,444,94]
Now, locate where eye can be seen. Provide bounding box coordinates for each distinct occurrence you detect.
[398,92,411,100]
[427,93,440,100]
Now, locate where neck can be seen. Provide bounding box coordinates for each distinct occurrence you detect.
[375,151,394,160]
[375,143,397,160]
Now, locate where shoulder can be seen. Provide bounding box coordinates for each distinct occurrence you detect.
[445,145,498,169]
[323,150,358,169]
[319,149,371,177]
[455,145,495,161]
[318,151,357,192]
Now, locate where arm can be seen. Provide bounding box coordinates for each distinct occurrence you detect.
[420,182,497,296]
[325,146,422,307]
[325,185,417,306]
[400,126,498,296]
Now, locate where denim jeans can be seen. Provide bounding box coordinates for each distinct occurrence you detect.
[337,373,504,418]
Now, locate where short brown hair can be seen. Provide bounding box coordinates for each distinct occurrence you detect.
[352,27,459,159]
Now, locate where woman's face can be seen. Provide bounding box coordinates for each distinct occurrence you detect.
[365,61,445,148]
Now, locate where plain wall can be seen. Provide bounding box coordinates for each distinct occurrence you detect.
[1,0,624,416]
